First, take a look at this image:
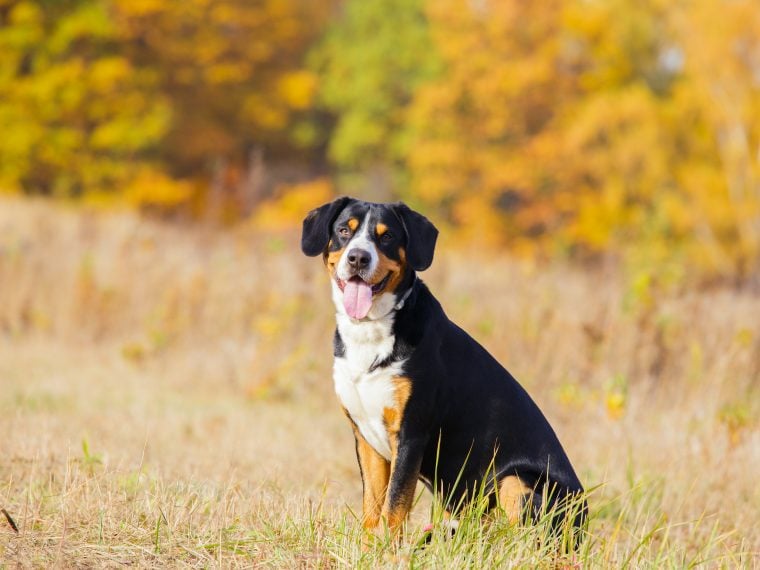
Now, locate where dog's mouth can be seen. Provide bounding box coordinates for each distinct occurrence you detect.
[336,273,390,294]
[336,273,391,319]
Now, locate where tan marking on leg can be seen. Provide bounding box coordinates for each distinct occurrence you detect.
[375,222,388,236]
[498,475,532,524]
[382,378,414,534]
[382,377,411,436]
[347,218,359,231]
[348,420,390,530]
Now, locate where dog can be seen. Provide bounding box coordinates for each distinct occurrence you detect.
[301,197,586,540]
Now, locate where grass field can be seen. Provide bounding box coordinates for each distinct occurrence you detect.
[1,197,758,568]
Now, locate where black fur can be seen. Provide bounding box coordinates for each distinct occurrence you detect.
[393,280,585,525]
[301,196,353,257]
[391,202,438,271]
[368,334,414,373]
[303,197,586,538]
[333,329,345,358]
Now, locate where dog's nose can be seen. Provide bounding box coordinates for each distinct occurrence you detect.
[347,248,371,270]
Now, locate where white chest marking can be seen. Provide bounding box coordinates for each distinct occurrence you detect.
[332,309,404,461]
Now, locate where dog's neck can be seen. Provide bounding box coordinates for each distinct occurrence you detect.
[332,280,396,344]
[331,277,418,369]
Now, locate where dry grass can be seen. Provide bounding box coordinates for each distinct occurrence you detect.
[0,197,758,568]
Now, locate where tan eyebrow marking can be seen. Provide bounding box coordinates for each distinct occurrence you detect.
[347,218,359,231]
[376,223,388,236]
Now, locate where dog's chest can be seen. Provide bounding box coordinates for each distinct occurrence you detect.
[333,316,404,461]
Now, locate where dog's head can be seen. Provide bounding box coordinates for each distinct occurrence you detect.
[301,197,438,320]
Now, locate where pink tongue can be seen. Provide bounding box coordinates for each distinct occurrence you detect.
[343,279,373,319]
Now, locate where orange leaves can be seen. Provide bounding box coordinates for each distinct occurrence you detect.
[2,0,759,279]
[250,179,333,231]
[0,1,170,196]
[401,0,760,279]
[409,0,569,247]
[277,71,318,111]
[122,170,195,212]
[110,0,335,171]
[671,0,760,276]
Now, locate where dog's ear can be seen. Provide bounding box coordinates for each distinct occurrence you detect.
[301,196,353,256]
[393,202,438,271]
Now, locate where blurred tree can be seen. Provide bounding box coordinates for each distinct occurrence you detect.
[408,0,571,247]
[0,0,334,207]
[670,0,760,278]
[1,0,758,279]
[310,0,440,197]
[112,0,333,178]
[554,0,679,255]
[0,0,170,196]
[407,0,760,278]
[550,0,760,277]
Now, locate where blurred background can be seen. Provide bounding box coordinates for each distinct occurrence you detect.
[1,0,759,282]
[1,1,759,564]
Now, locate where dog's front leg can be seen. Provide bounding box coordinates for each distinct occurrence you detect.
[381,436,425,535]
[352,429,391,530]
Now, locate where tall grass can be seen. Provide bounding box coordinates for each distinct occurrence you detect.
[0,197,758,567]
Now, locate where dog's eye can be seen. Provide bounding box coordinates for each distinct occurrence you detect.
[380,232,393,243]
[339,227,351,238]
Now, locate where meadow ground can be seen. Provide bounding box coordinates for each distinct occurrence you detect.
[0,197,758,568]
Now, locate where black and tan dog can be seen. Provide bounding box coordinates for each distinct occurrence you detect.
[301,197,585,538]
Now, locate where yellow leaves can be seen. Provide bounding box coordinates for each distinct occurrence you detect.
[8,1,42,26]
[670,0,760,276]
[0,0,172,197]
[1,0,759,281]
[604,374,629,421]
[114,0,164,17]
[563,85,668,197]
[88,57,131,92]
[203,62,250,85]
[241,71,316,129]
[411,0,569,251]
[90,101,171,152]
[571,190,622,250]
[105,0,333,175]
[564,0,665,91]
[84,170,193,212]
[405,0,760,279]
[242,94,288,130]
[278,70,318,110]
[251,179,333,231]
[451,195,507,247]
[122,170,194,210]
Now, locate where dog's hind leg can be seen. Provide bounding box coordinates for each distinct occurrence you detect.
[497,475,535,524]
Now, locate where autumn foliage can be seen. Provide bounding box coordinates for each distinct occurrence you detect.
[1,0,759,278]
